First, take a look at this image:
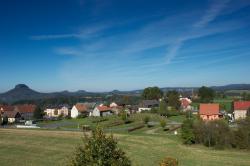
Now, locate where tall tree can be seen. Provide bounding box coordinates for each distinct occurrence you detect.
[247,107,250,117]
[166,90,181,110]
[33,106,44,120]
[198,86,215,103]
[181,119,195,144]
[159,100,168,116]
[0,111,2,125]
[142,87,163,100]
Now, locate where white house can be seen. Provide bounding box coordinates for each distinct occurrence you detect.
[110,102,118,108]
[234,101,250,120]
[180,98,192,111]
[91,106,113,117]
[138,100,159,112]
[71,103,88,118]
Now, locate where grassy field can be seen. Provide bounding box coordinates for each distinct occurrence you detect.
[0,129,250,166]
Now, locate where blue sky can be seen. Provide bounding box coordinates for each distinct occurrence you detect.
[1,0,250,92]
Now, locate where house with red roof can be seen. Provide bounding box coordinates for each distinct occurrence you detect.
[234,101,250,120]
[91,105,113,117]
[199,104,220,121]
[14,104,36,120]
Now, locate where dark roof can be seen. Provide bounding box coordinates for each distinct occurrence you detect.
[139,100,159,107]
[3,110,21,118]
[14,104,36,113]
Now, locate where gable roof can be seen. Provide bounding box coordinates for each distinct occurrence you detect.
[234,101,250,110]
[75,103,88,112]
[0,105,15,112]
[199,104,219,115]
[139,100,159,107]
[3,110,21,118]
[97,106,112,112]
[180,98,192,108]
[14,104,36,113]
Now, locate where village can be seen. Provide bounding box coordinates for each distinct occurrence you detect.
[1,87,249,129]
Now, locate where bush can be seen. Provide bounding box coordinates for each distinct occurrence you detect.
[167,109,180,117]
[192,120,233,149]
[181,119,195,145]
[160,119,166,129]
[143,116,150,124]
[2,116,8,125]
[68,126,131,166]
[159,157,178,166]
[150,107,159,114]
[77,114,88,119]
[233,117,250,149]
[92,117,108,123]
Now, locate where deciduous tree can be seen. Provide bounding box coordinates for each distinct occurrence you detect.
[142,87,163,100]
[198,86,215,103]
[68,127,131,166]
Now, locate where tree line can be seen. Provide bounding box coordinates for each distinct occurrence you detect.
[181,117,250,149]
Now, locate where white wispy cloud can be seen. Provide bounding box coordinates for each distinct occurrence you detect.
[164,0,231,64]
[193,0,230,28]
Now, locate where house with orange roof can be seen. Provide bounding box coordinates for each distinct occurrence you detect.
[14,104,36,120]
[91,105,113,117]
[199,103,220,121]
[234,101,250,120]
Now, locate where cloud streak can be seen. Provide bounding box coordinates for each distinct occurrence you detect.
[164,0,231,64]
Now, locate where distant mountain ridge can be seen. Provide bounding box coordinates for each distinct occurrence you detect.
[1,83,250,103]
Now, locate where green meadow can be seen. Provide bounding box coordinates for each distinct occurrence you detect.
[0,128,250,166]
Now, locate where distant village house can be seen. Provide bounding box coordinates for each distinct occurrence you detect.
[234,101,250,120]
[138,100,159,112]
[199,103,221,121]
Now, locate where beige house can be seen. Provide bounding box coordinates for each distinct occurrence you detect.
[44,106,69,118]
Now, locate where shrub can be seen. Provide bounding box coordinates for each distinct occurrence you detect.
[92,117,108,123]
[2,116,8,125]
[181,119,195,145]
[68,126,131,166]
[192,119,233,149]
[233,117,250,149]
[143,116,150,124]
[160,119,167,129]
[159,157,178,166]
[121,111,128,122]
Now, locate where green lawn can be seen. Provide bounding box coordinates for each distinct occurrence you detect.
[0,129,249,166]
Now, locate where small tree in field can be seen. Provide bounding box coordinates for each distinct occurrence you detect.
[68,127,131,166]
[143,116,150,124]
[160,119,166,130]
[181,119,195,144]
